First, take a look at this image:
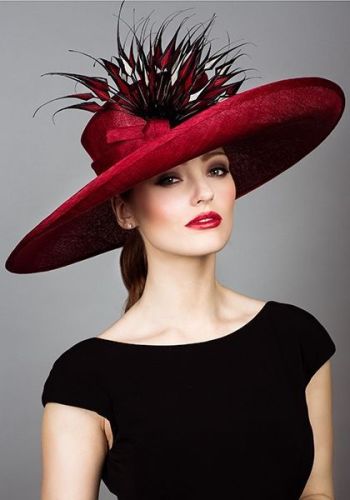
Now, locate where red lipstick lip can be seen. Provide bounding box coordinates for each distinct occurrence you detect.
[185,211,222,227]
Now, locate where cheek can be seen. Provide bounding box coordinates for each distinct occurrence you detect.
[217,178,236,207]
[137,189,185,227]
[226,184,236,206]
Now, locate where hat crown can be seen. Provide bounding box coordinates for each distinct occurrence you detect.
[34,6,251,163]
[81,100,171,175]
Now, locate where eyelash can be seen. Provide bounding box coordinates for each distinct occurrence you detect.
[155,164,230,187]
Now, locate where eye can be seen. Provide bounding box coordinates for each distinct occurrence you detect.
[209,164,230,177]
[155,174,179,186]
[155,163,229,187]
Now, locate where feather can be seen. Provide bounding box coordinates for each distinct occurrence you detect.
[33,0,258,127]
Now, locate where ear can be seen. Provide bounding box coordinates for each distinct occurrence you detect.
[110,195,120,217]
[110,194,136,228]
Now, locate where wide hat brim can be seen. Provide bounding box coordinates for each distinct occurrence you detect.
[5,76,345,274]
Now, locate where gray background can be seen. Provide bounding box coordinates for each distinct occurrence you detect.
[1,1,349,499]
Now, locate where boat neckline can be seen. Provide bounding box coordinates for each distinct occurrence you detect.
[88,300,275,349]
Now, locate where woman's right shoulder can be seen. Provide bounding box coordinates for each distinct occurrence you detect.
[41,337,114,422]
[48,337,100,366]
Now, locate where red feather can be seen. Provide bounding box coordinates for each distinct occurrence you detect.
[34,0,257,126]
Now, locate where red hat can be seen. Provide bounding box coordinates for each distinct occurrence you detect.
[5,4,345,274]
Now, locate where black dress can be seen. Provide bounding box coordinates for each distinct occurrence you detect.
[41,300,336,500]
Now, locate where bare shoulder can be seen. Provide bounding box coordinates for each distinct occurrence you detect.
[221,288,268,317]
[96,306,139,343]
[96,290,268,344]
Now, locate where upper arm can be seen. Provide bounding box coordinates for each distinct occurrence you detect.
[41,402,109,500]
[299,359,335,500]
[283,302,337,499]
[40,341,114,500]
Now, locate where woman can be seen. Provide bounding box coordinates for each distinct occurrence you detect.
[5,2,344,499]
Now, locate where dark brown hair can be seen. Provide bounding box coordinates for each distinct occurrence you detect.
[112,190,148,314]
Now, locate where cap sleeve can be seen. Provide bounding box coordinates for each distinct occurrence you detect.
[295,306,336,386]
[41,341,113,422]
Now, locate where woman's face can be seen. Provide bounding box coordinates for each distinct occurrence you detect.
[112,146,236,257]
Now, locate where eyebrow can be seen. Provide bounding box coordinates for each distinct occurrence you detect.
[180,150,227,166]
[201,151,227,160]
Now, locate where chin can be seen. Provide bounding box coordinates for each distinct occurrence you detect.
[180,234,230,256]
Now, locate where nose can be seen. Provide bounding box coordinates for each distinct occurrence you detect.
[191,177,215,204]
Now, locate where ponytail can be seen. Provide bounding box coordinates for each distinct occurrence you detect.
[111,191,148,313]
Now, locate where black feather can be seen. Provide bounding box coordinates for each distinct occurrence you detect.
[33,0,259,126]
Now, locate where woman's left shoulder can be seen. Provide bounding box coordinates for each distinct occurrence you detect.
[269,299,328,325]
[270,299,337,385]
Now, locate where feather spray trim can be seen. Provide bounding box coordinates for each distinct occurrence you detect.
[33,0,258,127]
